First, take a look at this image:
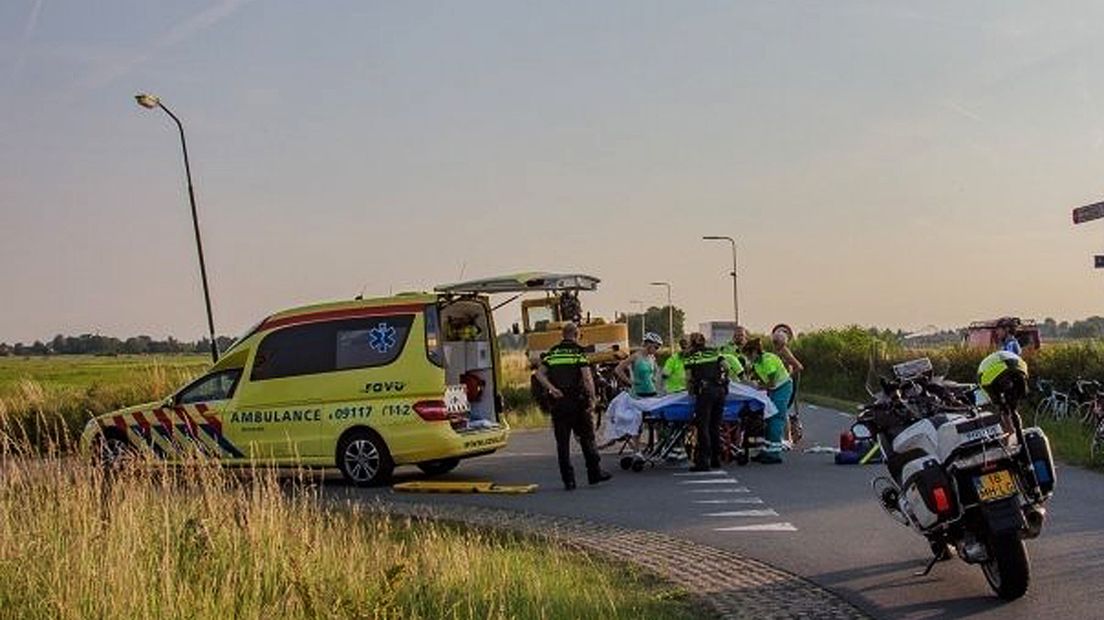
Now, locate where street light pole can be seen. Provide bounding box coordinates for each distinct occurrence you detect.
[649,282,673,346]
[629,299,645,344]
[135,93,218,363]
[703,235,738,326]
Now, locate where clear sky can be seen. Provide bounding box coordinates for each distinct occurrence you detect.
[3,1,1104,344]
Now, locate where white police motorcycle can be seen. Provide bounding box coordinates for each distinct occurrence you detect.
[854,357,1054,600]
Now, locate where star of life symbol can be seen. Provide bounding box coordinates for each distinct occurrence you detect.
[368,323,398,353]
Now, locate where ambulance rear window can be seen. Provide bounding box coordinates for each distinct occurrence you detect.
[251,315,415,381]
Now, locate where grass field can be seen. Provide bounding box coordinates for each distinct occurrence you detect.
[0,451,697,619]
[0,355,695,619]
[0,355,208,397]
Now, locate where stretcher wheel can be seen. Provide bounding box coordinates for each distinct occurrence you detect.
[631,458,645,473]
[736,452,749,466]
[620,456,634,471]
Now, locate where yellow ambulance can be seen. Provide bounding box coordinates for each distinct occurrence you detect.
[80,290,508,486]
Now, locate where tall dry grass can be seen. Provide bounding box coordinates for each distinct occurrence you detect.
[0,362,201,454]
[0,446,693,620]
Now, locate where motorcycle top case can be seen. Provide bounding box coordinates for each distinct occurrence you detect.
[901,456,958,530]
[935,413,1005,462]
[1023,427,1056,498]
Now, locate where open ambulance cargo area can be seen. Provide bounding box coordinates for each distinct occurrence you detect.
[437,272,629,367]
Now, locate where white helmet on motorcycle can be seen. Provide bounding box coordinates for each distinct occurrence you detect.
[977,350,1028,407]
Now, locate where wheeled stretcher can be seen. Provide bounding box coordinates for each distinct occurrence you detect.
[601,384,778,471]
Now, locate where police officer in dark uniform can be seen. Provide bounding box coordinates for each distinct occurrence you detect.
[534,322,612,490]
[684,332,729,472]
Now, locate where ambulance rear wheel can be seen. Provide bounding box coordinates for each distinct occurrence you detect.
[417,458,460,476]
[337,430,394,487]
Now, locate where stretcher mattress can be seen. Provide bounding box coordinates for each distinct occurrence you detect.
[602,383,777,443]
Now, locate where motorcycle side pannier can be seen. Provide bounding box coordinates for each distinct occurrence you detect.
[1023,427,1056,498]
[901,457,958,530]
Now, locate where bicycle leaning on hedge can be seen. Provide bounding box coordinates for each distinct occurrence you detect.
[1071,379,1104,429]
[1093,417,1104,463]
[1033,379,1070,423]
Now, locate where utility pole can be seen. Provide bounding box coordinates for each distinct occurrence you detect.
[703,235,739,325]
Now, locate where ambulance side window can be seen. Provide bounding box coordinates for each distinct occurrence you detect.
[177,369,243,405]
[250,315,415,381]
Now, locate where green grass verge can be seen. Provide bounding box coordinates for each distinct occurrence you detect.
[0,454,698,619]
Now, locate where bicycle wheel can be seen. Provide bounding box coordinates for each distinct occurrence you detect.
[1092,420,1104,463]
[1054,396,1069,421]
[1036,398,1053,423]
[1079,401,1100,428]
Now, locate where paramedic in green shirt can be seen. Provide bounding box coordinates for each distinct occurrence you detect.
[663,337,690,392]
[742,338,792,464]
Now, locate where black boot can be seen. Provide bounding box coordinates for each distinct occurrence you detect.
[587,470,612,485]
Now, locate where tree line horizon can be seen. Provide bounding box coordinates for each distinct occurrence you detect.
[4,314,1104,357]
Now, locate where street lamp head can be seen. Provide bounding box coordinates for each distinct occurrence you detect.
[135,93,161,109]
[649,281,669,287]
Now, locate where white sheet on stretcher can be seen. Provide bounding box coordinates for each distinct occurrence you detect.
[601,382,778,444]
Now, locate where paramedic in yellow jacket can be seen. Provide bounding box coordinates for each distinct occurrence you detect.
[742,338,792,464]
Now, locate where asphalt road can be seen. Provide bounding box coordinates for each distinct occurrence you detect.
[333,404,1104,619]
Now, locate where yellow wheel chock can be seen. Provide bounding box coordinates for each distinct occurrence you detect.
[392,481,538,494]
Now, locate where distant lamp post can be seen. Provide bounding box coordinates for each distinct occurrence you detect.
[135,92,218,363]
[649,281,673,347]
[629,299,645,344]
[703,235,739,326]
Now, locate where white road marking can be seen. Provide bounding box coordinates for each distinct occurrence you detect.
[693,497,765,505]
[714,522,798,532]
[702,509,779,518]
[687,487,750,493]
[679,479,742,485]
[673,470,729,477]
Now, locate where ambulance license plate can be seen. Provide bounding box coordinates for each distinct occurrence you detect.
[973,470,1017,503]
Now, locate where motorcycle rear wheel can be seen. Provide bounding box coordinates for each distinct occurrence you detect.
[981,533,1030,601]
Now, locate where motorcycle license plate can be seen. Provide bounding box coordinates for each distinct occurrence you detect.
[973,470,1017,503]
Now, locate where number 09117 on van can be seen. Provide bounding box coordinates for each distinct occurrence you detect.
[79,292,509,486]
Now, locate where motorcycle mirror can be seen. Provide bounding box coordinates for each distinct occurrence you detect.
[851,422,873,440]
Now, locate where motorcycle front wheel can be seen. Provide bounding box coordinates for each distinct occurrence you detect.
[981,533,1030,601]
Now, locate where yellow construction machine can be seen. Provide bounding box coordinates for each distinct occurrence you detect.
[436,272,629,368]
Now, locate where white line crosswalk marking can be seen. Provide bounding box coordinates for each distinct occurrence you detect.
[687,488,750,493]
[714,522,798,532]
[679,479,742,485]
[672,470,729,477]
[702,509,779,518]
[693,498,765,505]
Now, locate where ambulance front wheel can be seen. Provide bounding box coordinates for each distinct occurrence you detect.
[337,429,394,487]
